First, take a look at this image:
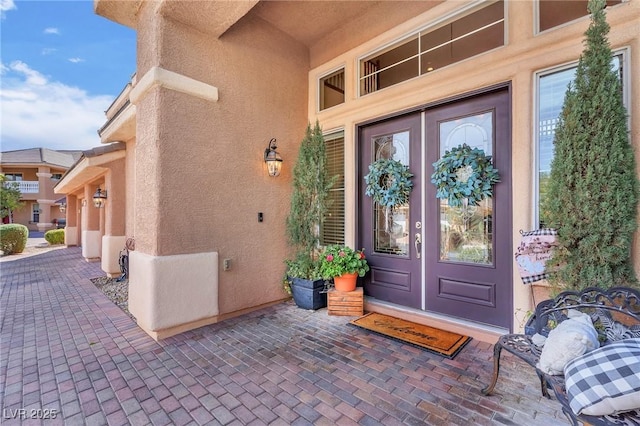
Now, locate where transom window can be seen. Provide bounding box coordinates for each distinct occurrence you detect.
[319,68,345,111]
[359,1,504,95]
[538,0,623,33]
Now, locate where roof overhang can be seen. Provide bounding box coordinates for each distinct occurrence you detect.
[55,149,126,195]
[94,0,259,38]
[98,101,136,143]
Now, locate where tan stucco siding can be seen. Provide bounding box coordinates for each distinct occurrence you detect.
[132,5,309,316]
[125,139,136,239]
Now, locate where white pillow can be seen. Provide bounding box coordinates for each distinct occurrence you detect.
[537,310,599,375]
[565,338,640,416]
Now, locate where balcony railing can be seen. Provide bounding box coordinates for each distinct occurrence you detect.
[3,181,39,194]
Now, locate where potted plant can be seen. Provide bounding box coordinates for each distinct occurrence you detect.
[284,121,337,309]
[319,245,370,292]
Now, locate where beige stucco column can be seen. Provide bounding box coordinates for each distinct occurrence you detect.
[64,195,79,246]
[107,0,308,340]
[102,161,128,276]
[36,167,55,232]
[82,184,102,261]
[126,4,220,340]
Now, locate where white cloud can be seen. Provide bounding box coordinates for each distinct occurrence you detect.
[0,61,112,151]
[41,48,57,55]
[68,57,85,63]
[0,0,16,18]
[43,27,59,35]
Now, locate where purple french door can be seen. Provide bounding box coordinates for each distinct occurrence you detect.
[359,87,512,329]
[359,114,423,309]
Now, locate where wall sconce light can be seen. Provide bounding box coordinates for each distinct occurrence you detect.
[59,203,66,213]
[264,138,283,177]
[93,188,107,208]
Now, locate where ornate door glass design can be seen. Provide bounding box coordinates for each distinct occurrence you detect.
[373,131,410,256]
[439,113,494,265]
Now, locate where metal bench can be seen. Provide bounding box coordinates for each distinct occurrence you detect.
[481,287,640,425]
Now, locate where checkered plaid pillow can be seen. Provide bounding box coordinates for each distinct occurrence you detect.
[564,338,640,416]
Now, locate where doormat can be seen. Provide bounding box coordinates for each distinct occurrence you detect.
[350,312,471,359]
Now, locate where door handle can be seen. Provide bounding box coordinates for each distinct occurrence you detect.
[415,233,422,259]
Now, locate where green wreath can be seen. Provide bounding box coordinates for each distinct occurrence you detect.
[430,144,500,207]
[364,159,413,208]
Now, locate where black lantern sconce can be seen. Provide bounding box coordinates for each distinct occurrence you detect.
[93,188,108,208]
[264,138,283,177]
[59,203,66,213]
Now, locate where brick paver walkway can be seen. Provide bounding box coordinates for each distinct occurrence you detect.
[0,247,570,425]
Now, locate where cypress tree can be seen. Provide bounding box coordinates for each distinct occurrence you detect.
[543,0,638,290]
[285,121,336,279]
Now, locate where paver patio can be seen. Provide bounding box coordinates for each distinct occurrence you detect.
[0,247,570,425]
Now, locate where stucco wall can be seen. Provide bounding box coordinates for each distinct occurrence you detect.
[133,3,309,316]
[308,0,640,329]
[125,139,136,239]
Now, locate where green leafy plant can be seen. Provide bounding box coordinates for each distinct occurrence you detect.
[319,245,370,279]
[0,174,25,222]
[364,159,413,209]
[0,224,28,255]
[542,0,639,291]
[431,143,500,207]
[44,229,65,245]
[284,121,337,292]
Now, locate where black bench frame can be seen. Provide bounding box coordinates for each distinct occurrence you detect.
[481,286,640,425]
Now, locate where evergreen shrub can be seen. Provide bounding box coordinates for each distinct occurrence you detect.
[0,224,29,254]
[542,0,639,291]
[45,229,65,245]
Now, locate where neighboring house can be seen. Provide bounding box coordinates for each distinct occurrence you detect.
[0,148,81,231]
[83,0,639,341]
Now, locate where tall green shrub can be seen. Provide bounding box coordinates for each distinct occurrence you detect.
[0,224,29,254]
[542,0,639,290]
[45,229,65,245]
[285,121,336,279]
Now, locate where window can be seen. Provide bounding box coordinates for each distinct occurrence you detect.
[360,1,504,95]
[320,131,345,245]
[536,53,626,226]
[538,0,623,33]
[4,173,23,181]
[51,173,63,181]
[319,68,345,111]
[32,203,40,223]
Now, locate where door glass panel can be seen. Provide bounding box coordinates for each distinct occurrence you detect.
[373,131,410,257]
[438,112,494,265]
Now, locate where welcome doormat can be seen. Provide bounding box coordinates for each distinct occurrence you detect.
[350,312,471,359]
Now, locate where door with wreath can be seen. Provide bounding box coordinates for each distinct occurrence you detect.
[358,87,512,329]
[359,114,422,309]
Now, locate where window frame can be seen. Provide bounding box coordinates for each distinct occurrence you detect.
[320,129,346,246]
[4,173,23,181]
[318,66,346,112]
[32,203,40,223]
[533,48,630,227]
[535,0,625,35]
[357,0,505,97]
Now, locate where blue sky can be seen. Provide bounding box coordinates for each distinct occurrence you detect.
[1,0,136,152]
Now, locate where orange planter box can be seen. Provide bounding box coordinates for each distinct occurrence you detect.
[327,287,363,316]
